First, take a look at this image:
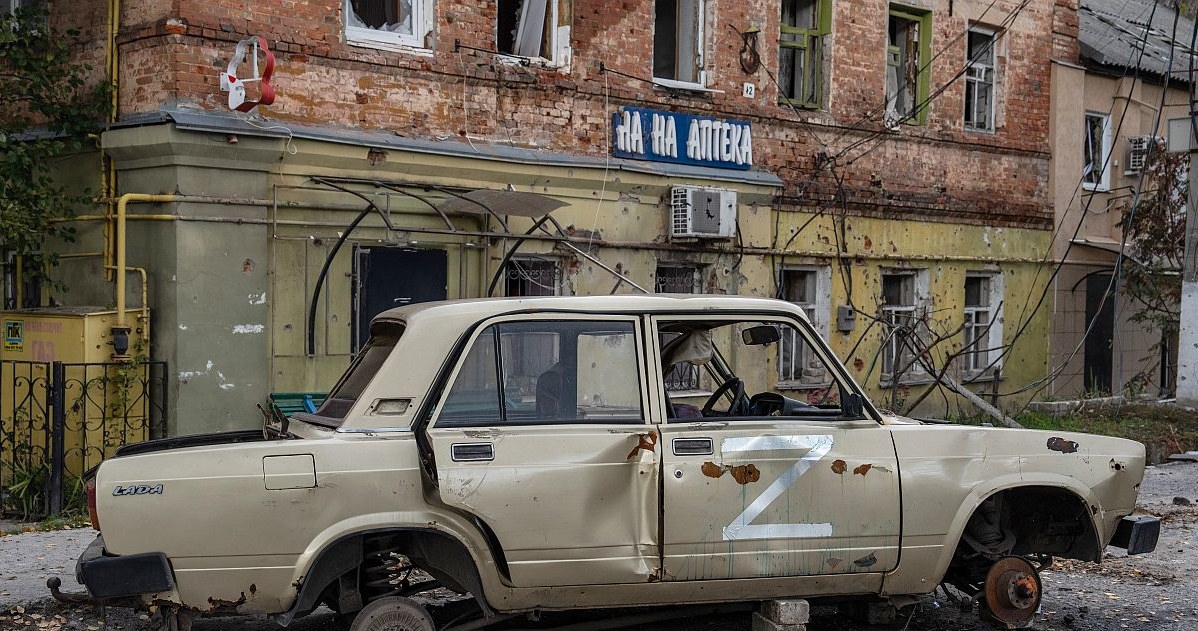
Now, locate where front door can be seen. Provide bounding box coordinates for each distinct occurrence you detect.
[354,247,447,350]
[424,315,660,587]
[652,315,902,580]
[1084,273,1114,394]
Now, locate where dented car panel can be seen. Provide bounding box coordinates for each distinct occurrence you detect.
[75,295,1155,625]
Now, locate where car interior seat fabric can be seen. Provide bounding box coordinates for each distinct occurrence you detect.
[536,363,564,419]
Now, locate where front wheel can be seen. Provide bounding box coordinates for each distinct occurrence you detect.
[348,597,435,631]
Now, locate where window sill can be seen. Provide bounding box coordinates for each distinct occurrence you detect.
[964,125,996,134]
[778,99,821,111]
[346,31,432,56]
[652,78,721,94]
[879,375,935,388]
[494,53,562,69]
[1082,182,1109,193]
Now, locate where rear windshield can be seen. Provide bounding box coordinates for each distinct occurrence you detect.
[308,325,403,424]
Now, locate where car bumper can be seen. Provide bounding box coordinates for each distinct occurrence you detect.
[1109,515,1161,555]
[76,535,176,599]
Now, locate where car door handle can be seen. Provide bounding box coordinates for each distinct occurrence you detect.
[672,437,714,456]
[451,443,494,462]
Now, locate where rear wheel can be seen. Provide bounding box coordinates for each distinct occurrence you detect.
[980,556,1042,629]
[348,597,435,631]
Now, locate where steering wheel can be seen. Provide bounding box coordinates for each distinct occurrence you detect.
[702,377,751,417]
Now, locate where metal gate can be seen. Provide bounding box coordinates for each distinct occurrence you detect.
[1,360,167,519]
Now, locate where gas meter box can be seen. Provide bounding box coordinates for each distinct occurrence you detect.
[0,307,149,363]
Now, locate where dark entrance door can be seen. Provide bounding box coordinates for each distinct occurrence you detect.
[355,247,447,350]
[1083,273,1114,394]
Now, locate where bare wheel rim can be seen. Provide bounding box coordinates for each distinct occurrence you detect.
[349,597,435,631]
[982,556,1042,626]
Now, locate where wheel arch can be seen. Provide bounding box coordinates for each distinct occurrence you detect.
[929,475,1106,585]
[275,527,494,626]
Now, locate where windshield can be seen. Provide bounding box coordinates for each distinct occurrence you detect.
[308,324,403,424]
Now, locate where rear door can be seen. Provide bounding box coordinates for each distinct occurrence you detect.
[424,315,661,587]
[652,314,902,581]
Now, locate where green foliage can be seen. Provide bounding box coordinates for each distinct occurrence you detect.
[1118,141,1187,393]
[0,4,110,279]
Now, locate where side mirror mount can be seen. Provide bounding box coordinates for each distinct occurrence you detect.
[741,324,781,346]
[842,392,864,419]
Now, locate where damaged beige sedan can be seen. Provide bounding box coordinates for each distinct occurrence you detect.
[52,295,1158,630]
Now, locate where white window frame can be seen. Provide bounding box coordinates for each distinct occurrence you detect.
[962,272,1004,378]
[1083,111,1112,192]
[345,0,432,52]
[964,25,997,133]
[777,266,831,387]
[495,0,566,66]
[652,0,707,91]
[880,269,929,384]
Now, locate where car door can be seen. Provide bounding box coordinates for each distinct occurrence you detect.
[424,315,661,587]
[652,314,902,581]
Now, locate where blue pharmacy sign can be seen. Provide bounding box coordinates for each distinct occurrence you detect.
[611,106,753,170]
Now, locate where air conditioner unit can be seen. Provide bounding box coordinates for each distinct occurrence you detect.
[1126,135,1160,173]
[670,186,737,239]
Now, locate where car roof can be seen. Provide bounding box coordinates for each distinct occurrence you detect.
[373,294,811,325]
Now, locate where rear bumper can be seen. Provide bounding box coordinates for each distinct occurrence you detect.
[77,535,176,599]
[1109,515,1161,555]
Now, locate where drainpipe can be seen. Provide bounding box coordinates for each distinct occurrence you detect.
[111,193,175,358]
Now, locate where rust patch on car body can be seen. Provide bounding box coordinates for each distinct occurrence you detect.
[853,463,873,476]
[626,431,658,460]
[831,459,847,474]
[729,464,760,485]
[700,462,760,484]
[853,552,878,568]
[1047,437,1079,453]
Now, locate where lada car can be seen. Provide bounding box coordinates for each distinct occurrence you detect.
[55,295,1158,631]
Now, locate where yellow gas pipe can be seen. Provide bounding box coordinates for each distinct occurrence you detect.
[111,194,175,357]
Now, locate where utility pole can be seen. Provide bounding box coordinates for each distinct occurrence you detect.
[1179,81,1198,405]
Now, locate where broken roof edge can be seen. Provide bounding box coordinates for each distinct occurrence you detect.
[109,108,784,189]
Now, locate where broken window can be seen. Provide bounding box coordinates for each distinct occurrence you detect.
[345,0,428,48]
[963,274,1003,375]
[778,267,829,385]
[505,258,561,297]
[438,320,644,426]
[656,264,702,390]
[496,0,557,60]
[964,27,996,132]
[885,6,930,125]
[1083,112,1110,190]
[778,0,828,108]
[653,0,704,87]
[880,270,927,381]
[313,325,403,422]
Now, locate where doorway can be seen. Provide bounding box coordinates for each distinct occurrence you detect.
[354,247,447,350]
[1083,273,1114,394]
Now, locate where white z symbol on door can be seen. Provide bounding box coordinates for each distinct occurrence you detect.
[721,434,835,541]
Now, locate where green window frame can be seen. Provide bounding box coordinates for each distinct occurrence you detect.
[778,0,831,109]
[886,5,932,125]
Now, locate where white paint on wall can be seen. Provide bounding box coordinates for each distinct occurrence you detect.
[232,324,265,334]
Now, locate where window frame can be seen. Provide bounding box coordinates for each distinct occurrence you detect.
[344,0,431,51]
[778,0,832,109]
[655,264,705,393]
[1083,111,1112,192]
[885,5,932,126]
[879,269,930,384]
[495,0,563,65]
[963,25,997,133]
[777,266,832,388]
[962,272,1004,378]
[505,256,564,297]
[652,0,707,91]
[430,314,651,428]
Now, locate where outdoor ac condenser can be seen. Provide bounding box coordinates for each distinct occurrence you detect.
[670,186,738,239]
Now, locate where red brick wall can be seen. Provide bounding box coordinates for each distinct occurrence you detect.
[97,0,1071,228]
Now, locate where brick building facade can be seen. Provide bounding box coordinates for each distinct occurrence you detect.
[15,0,1075,432]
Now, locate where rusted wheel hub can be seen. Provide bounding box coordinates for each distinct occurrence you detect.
[981,556,1042,628]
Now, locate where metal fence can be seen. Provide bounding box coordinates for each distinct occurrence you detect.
[0,360,167,519]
